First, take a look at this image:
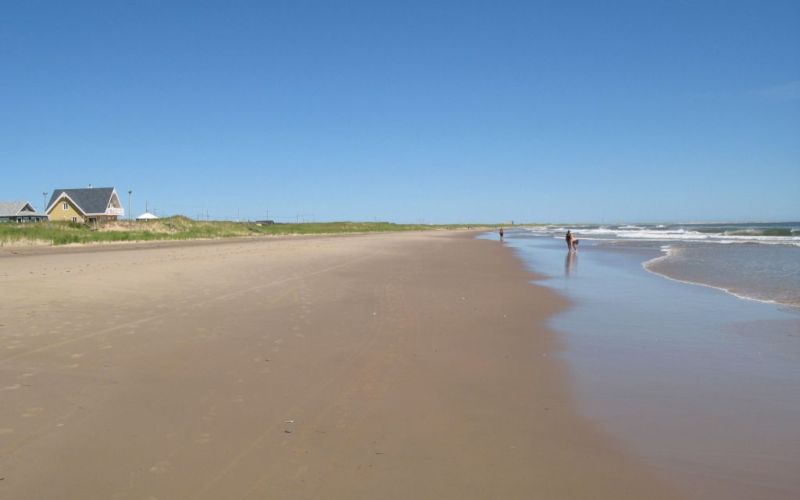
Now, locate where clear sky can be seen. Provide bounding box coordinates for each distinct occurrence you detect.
[2,0,798,223]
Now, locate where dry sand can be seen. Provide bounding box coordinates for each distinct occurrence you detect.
[0,231,674,499]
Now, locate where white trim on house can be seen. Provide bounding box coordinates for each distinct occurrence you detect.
[46,190,125,217]
[47,192,87,217]
[105,190,124,216]
[17,202,37,214]
[0,201,48,221]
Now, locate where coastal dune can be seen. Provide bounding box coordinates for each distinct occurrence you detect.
[0,232,672,499]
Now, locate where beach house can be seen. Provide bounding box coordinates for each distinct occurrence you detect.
[46,187,125,223]
[0,201,49,223]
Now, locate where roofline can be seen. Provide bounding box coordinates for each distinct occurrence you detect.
[17,202,43,216]
[46,189,123,217]
[0,201,41,216]
[46,192,87,216]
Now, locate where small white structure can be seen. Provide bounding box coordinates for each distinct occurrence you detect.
[136,212,159,221]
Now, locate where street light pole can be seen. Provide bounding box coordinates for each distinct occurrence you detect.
[127,190,132,222]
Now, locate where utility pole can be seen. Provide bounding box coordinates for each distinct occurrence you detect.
[127,190,132,222]
[42,192,48,213]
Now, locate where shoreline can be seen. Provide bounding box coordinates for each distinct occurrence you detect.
[516,224,800,309]
[506,230,800,500]
[0,231,673,499]
[642,248,799,309]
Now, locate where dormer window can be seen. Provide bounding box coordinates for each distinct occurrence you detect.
[63,201,68,211]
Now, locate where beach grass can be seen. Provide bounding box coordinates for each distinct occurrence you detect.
[0,216,490,246]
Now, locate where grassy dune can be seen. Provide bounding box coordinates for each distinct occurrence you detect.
[0,216,488,246]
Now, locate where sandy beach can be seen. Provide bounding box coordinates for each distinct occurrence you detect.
[0,231,673,499]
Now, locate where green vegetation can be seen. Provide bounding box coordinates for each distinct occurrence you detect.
[0,216,491,246]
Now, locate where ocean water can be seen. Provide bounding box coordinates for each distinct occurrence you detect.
[492,228,800,499]
[523,222,800,307]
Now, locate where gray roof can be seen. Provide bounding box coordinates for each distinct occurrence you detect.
[48,187,115,214]
[0,201,43,217]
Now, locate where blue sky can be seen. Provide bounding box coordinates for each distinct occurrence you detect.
[2,0,798,223]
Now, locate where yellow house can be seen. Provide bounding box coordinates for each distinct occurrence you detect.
[46,187,124,223]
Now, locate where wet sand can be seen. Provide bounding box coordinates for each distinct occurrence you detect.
[0,231,673,499]
[505,232,800,500]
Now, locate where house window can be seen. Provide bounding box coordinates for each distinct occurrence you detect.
[63,201,68,211]
[72,217,77,223]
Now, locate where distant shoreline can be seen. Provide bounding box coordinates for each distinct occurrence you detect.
[0,217,500,250]
[0,226,489,257]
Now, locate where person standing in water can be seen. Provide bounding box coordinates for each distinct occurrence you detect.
[499,227,504,241]
[566,230,574,251]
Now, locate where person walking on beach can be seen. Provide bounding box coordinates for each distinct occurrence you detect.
[566,230,574,251]
[499,227,504,241]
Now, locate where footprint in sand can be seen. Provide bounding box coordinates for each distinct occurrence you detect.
[149,460,171,474]
[201,409,217,422]
[21,407,44,418]
[71,353,84,358]
[2,384,21,391]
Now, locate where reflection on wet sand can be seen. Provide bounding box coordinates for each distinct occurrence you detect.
[565,251,577,277]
